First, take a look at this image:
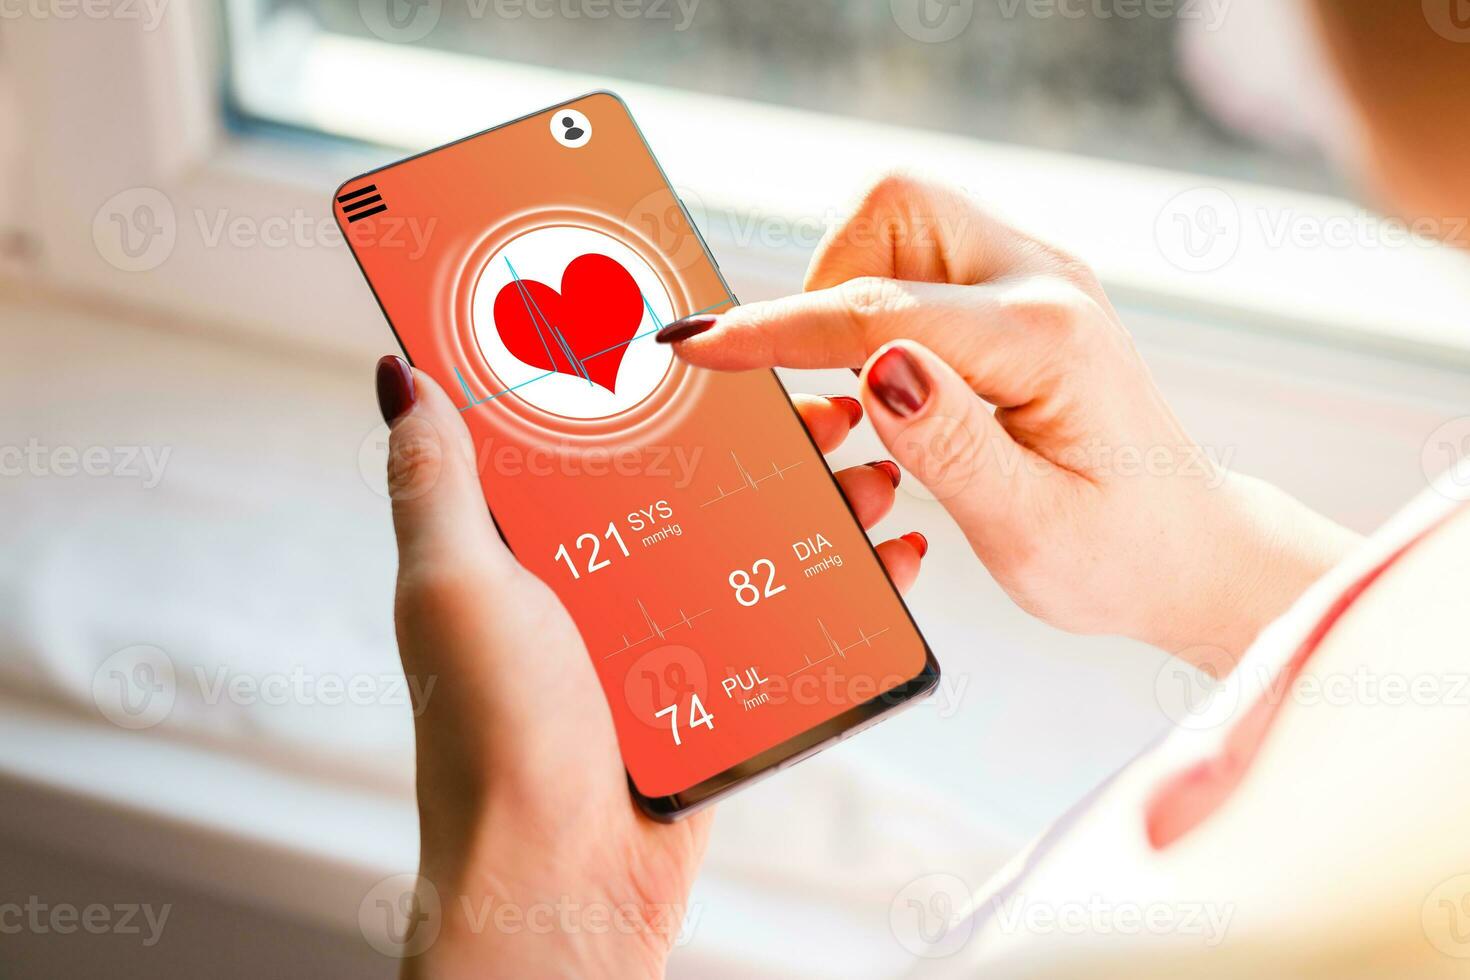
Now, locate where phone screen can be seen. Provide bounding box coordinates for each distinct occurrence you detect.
[336,93,936,815]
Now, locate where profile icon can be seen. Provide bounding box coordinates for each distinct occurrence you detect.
[550,108,592,149]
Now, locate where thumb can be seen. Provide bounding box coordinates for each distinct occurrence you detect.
[859,341,1043,546]
[376,355,509,575]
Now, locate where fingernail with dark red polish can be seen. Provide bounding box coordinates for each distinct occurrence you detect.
[826,395,863,430]
[867,347,930,418]
[868,460,901,489]
[655,315,717,344]
[376,355,416,424]
[901,531,929,558]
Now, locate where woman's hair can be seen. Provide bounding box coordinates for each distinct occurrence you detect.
[1309,1,1470,234]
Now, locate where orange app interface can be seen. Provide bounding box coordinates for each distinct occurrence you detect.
[338,95,930,798]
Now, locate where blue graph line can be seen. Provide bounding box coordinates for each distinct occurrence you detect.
[506,258,588,384]
[506,272,560,377]
[582,294,668,364]
[457,293,735,413]
[475,369,558,403]
[503,259,561,374]
[643,292,666,333]
[454,366,476,406]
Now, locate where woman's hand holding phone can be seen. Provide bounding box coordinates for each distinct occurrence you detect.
[375,169,1359,974]
[374,357,922,978]
[663,174,1360,670]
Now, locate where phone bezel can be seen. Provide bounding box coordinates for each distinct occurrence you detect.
[334,90,941,822]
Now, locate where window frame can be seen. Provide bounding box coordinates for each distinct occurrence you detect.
[7,0,1470,366]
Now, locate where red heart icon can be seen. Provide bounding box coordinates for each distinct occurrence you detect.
[491,252,645,394]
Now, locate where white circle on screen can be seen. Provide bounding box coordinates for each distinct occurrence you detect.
[470,226,676,421]
[550,109,592,149]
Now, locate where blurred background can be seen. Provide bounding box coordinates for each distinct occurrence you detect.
[3,1,1470,977]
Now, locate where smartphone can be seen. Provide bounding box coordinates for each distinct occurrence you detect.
[334,93,938,820]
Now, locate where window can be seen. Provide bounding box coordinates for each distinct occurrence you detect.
[17,0,1469,358]
[229,0,1337,192]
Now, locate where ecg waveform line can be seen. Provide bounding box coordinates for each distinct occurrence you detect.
[787,618,891,677]
[602,598,713,660]
[700,451,803,508]
[451,252,736,412]
[506,257,589,386]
